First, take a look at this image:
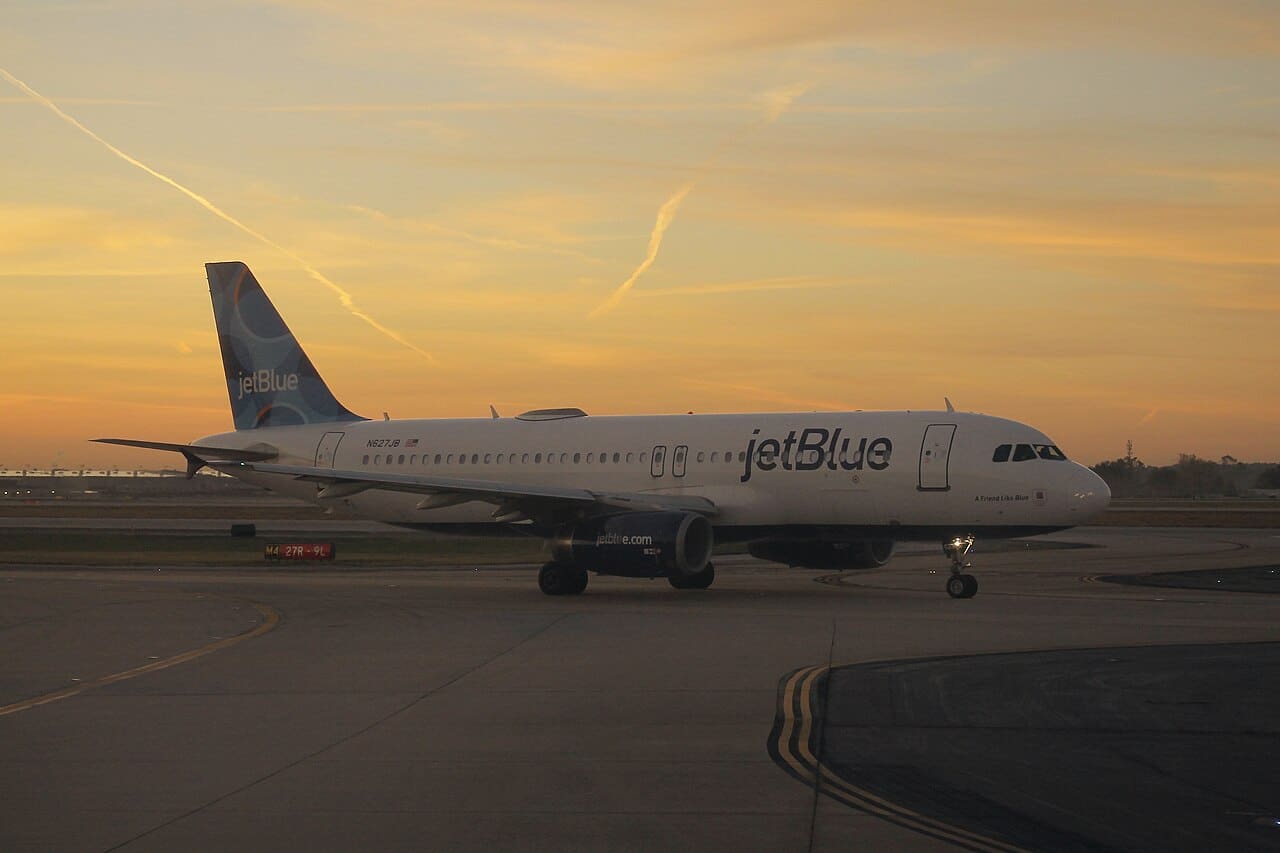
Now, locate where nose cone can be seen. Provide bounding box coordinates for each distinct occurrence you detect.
[1070,464,1111,520]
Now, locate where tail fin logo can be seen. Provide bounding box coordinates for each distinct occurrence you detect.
[237,370,300,401]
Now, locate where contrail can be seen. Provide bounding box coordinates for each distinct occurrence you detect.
[590,83,809,317]
[346,204,599,263]
[0,67,435,363]
[588,185,692,318]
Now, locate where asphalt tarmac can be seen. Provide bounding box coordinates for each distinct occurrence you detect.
[2,527,1278,852]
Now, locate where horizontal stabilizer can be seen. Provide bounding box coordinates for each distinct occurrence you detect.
[92,438,277,478]
[92,439,276,461]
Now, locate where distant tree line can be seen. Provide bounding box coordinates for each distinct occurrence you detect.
[1090,448,1280,499]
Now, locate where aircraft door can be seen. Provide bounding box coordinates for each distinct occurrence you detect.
[672,445,688,478]
[315,431,345,468]
[918,424,956,491]
[650,445,667,477]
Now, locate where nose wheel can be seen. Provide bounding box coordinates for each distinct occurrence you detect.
[943,536,979,599]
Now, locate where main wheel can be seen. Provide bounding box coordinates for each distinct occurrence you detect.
[946,573,978,599]
[669,562,715,590]
[539,562,586,596]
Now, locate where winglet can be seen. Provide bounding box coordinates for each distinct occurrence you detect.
[489,405,500,419]
[944,397,955,413]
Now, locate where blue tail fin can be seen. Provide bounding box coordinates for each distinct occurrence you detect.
[207,261,365,431]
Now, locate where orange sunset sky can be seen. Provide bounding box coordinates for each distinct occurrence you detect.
[1,1,1277,470]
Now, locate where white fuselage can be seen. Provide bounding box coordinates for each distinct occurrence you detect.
[197,410,1110,539]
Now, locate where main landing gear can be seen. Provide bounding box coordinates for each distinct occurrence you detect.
[538,562,588,596]
[943,536,979,599]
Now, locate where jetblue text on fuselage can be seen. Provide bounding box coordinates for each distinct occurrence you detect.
[741,427,892,482]
[236,370,299,400]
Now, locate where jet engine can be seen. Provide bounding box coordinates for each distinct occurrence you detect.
[552,511,713,579]
[747,538,896,570]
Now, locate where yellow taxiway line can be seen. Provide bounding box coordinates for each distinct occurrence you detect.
[0,599,280,718]
[773,662,1032,853]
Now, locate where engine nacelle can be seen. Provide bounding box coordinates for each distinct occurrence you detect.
[747,539,896,571]
[552,512,713,579]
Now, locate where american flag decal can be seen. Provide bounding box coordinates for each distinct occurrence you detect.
[406,438,419,447]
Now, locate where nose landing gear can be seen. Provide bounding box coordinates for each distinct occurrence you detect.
[943,536,979,599]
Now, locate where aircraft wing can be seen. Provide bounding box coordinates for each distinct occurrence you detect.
[221,461,719,520]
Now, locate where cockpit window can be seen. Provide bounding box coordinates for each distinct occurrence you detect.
[992,444,1012,463]
[1012,443,1037,462]
[1035,444,1068,461]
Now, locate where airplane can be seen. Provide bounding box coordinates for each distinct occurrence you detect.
[97,261,1110,598]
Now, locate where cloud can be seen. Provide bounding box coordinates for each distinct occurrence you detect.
[641,274,848,297]
[758,82,810,122]
[680,377,855,411]
[344,203,600,263]
[0,97,161,106]
[263,1,1280,93]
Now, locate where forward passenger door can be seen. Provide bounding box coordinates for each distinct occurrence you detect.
[918,424,956,491]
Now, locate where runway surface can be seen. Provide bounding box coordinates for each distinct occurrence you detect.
[2,527,1278,852]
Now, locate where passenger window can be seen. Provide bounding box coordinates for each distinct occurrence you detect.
[470,454,478,464]
[446,454,454,463]
[573,453,581,464]
[993,444,1011,463]
[496,454,503,464]
[1012,443,1037,462]
[410,454,416,464]
[484,453,492,464]
[434,454,442,464]
[640,452,648,463]
[626,452,634,463]
[559,453,567,464]
[534,453,541,463]
[522,453,529,464]
[738,451,746,463]
[612,452,620,463]
[459,455,466,465]
[362,455,370,465]
[586,453,594,463]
